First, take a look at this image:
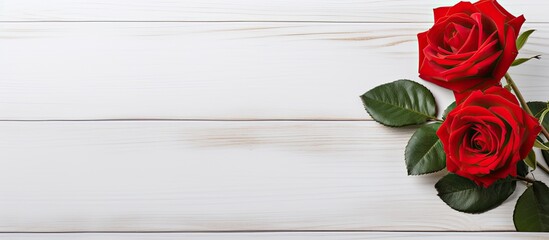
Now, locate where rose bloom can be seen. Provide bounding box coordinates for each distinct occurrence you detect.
[437,87,541,187]
[418,0,524,96]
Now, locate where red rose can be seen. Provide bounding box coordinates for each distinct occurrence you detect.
[437,86,541,187]
[418,0,524,95]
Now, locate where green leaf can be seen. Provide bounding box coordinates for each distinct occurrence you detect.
[443,102,456,120]
[537,136,549,167]
[435,174,516,214]
[534,140,549,151]
[543,149,549,167]
[517,160,529,177]
[405,123,446,175]
[517,29,535,51]
[524,150,537,170]
[527,101,549,130]
[539,108,549,125]
[511,55,541,67]
[361,80,437,127]
[514,181,549,232]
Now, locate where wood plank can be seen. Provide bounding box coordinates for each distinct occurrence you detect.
[0,121,546,231]
[0,232,548,240]
[0,0,548,23]
[1,22,548,120]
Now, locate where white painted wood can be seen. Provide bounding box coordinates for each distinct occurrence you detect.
[1,1,548,234]
[0,22,548,120]
[0,0,547,23]
[1,232,548,240]
[0,121,546,231]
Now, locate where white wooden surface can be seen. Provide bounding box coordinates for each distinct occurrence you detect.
[0,0,548,23]
[3,121,547,232]
[1,0,549,239]
[0,22,547,120]
[0,232,548,240]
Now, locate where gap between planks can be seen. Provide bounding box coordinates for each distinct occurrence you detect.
[0,230,522,234]
[1,21,548,24]
[0,119,374,122]
[0,231,547,240]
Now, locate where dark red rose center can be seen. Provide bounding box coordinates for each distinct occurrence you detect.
[472,132,485,150]
[438,13,498,54]
[445,23,470,52]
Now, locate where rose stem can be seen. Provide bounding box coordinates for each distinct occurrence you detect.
[504,73,549,140]
[505,73,549,176]
[431,117,444,122]
[537,162,549,175]
[515,175,536,184]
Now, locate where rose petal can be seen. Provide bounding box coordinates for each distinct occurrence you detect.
[507,15,526,38]
[417,31,428,71]
[476,0,517,21]
[492,27,519,80]
[445,1,479,17]
[475,0,511,43]
[484,86,520,105]
[433,6,451,21]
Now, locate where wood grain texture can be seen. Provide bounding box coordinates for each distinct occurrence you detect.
[1,232,548,240]
[0,0,547,23]
[2,0,549,235]
[1,22,548,120]
[0,121,546,231]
